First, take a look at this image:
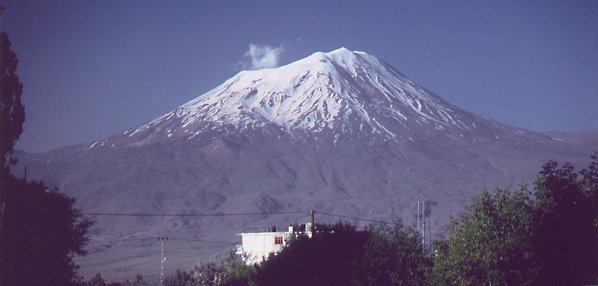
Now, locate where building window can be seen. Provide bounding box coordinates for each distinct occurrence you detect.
[275,236,283,245]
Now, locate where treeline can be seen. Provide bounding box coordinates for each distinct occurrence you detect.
[145,156,597,286]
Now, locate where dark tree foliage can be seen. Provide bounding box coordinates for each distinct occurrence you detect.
[255,222,368,286]
[121,273,146,286]
[0,26,25,176]
[163,269,195,286]
[163,249,255,286]
[531,156,598,286]
[433,155,598,286]
[352,221,431,286]
[87,272,145,286]
[223,262,256,286]
[0,175,94,285]
[87,273,107,286]
[431,187,537,286]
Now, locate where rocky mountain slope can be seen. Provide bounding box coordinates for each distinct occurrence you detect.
[13,48,593,281]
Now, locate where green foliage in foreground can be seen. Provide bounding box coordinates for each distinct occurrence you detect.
[1,176,94,286]
[86,272,146,286]
[432,187,537,285]
[532,156,598,285]
[352,223,431,286]
[0,19,25,175]
[255,223,370,286]
[433,155,598,286]
[164,250,256,286]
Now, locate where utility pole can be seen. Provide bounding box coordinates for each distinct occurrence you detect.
[158,236,168,286]
[417,200,437,255]
[427,202,432,255]
[310,209,315,236]
[0,201,5,233]
[422,200,426,253]
[417,200,426,254]
[417,200,420,239]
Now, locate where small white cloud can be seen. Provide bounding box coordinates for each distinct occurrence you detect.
[242,43,285,70]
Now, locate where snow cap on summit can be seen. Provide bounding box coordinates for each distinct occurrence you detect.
[127,47,476,144]
[329,47,354,54]
[327,47,368,57]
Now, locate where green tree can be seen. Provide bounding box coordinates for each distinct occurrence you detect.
[223,262,256,286]
[164,249,255,286]
[163,269,195,286]
[433,157,598,286]
[352,221,431,286]
[432,187,536,286]
[192,260,228,286]
[122,273,146,286]
[87,273,107,286]
[0,6,25,176]
[531,156,598,285]
[0,177,94,285]
[255,223,368,286]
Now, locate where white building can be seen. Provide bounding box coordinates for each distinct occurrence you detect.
[237,224,312,264]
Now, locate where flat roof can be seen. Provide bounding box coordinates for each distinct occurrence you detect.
[237,231,291,236]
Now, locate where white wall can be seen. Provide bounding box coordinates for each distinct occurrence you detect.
[239,232,290,264]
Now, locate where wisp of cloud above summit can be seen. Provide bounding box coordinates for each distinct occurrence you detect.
[242,43,285,70]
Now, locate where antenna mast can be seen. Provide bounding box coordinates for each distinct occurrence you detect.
[310,209,315,237]
[159,236,168,286]
[417,200,426,253]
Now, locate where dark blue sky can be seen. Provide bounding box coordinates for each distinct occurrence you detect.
[2,0,598,152]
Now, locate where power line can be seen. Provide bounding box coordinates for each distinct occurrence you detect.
[82,209,398,226]
[88,237,155,242]
[168,237,238,244]
[316,211,399,225]
[82,211,306,217]
[88,237,238,244]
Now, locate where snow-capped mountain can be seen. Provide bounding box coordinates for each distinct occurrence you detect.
[93,47,524,149]
[13,48,593,282]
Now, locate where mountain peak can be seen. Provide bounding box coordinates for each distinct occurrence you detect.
[330,46,352,53]
[308,47,354,57]
[318,47,359,59]
[299,47,370,69]
[325,47,368,56]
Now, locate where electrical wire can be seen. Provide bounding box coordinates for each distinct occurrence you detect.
[88,237,238,244]
[168,237,238,244]
[82,211,306,217]
[316,211,399,225]
[82,209,397,225]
